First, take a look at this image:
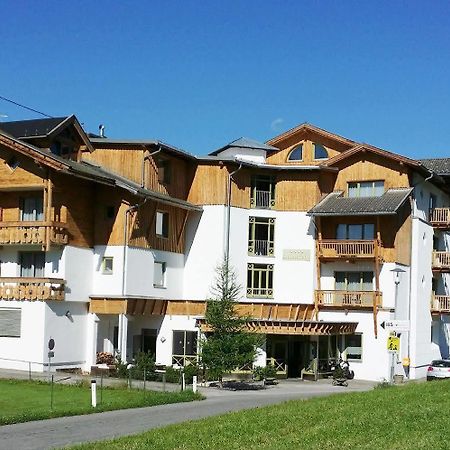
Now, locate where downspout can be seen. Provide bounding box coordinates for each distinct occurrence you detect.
[224,162,243,267]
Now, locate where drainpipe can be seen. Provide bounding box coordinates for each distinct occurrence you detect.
[224,162,243,269]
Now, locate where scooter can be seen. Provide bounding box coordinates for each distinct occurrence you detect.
[331,358,354,386]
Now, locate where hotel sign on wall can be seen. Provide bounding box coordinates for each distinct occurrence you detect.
[283,249,311,261]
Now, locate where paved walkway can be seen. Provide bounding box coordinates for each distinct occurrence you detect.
[0,377,375,450]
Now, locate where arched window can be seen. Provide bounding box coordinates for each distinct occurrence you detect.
[314,143,328,159]
[288,144,303,161]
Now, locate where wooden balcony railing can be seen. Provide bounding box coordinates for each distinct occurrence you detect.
[432,251,450,270]
[0,222,68,247]
[431,295,450,313]
[315,290,382,308]
[317,240,379,259]
[429,208,450,228]
[0,277,65,301]
[247,287,273,299]
[248,239,274,256]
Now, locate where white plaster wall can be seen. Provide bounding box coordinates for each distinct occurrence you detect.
[92,246,125,295]
[63,246,93,302]
[43,301,89,370]
[0,300,46,371]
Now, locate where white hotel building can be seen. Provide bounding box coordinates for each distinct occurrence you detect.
[0,116,448,381]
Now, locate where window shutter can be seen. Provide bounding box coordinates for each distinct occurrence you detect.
[0,308,21,337]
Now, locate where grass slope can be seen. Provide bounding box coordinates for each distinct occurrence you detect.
[76,381,450,450]
[0,379,202,425]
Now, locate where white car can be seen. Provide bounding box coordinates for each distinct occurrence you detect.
[427,359,450,380]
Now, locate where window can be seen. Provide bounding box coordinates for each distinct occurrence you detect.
[248,217,275,256]
[348,181,384,198]
[19,252,45,277]
[313,143,328,159]
[20,197,44,221]
[250,175,276,209]
[133,328,157,356]
[0,308,21,337]
[247,263,273,298]
[336,223,375,240]
[6,156,19,171]
[102,257,113,274]
[155,211,169,238]
[105,206,115,219]
[335,271,373,291]
[342,334,362,361]
[288,144,303,161]
[154,261,166,288]
[172,330,197,366]
[157,159,171,184]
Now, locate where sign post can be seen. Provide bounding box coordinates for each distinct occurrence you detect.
[387,334,400,383]
[48,338,55,378]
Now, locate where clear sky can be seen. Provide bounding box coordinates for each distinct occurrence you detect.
[1,0,450,158]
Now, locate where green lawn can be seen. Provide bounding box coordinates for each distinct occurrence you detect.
[0,379,202,425]
[75,380,450,450]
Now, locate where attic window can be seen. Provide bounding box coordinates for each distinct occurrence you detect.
[288,144,303,161]
[157,159,172,184]
[7,156,19,171]
[314,143,328,160]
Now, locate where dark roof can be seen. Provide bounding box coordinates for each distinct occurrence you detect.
[307,188,413,217]
[420,158,450,176]
[209,137,278,156]
[0,117,69,138]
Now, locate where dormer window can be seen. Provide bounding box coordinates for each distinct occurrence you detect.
[288,144,303,161]
[313,143,328,160]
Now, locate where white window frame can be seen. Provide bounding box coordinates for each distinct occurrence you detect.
[153,261,167,288]
[341,333,363,362]
[0,308,21,338]
[102,257,114,275]
[155,211,169,238]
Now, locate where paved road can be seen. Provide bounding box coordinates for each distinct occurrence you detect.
[0,379,374,450]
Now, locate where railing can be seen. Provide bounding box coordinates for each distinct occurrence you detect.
[0,221,69,246]
[429,208,450,227]
[172,354,197,367]
[266,357,287,374]
[317,240,378,259]
[247,287,273,298]
[432,251,450,270]
[0,277,65,301]
[248,239,274,256]
[250,190,275,209]
[315,290,382,308]
[431,295,450,313]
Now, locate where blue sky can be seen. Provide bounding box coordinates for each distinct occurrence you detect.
[1,0,450,157]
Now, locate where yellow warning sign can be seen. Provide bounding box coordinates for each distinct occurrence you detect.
[387,336,400,353]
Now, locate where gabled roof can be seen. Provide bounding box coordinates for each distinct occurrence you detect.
[0,115,94,152]
[307,188,413,217]
[420,158,450,176]
[266,123,357,148]
[321,143,421,168]
[0,130,201,212]
[209,137,278,156]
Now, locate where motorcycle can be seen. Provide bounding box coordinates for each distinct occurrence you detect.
[331,358,354,386]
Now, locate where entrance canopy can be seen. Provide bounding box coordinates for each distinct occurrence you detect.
[198,318,358,336]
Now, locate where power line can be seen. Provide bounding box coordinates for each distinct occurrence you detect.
[0,95,53,118]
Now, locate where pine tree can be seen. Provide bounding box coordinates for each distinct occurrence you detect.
[201,259,261,383]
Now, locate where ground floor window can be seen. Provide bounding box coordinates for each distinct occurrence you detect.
[0,308,21,337]
[342,334,362,361]
[172,330,197,366]
[133,328,157,357]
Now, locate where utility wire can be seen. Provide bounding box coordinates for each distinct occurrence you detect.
[0,95,53,118]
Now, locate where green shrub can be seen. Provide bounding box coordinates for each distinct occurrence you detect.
[253,365,277,381]
[165,366,181,384]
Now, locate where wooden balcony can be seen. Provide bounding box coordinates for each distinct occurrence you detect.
[432,251,450,271]
[429,208,450,228]
[0,222,68,248]
[431,295,450,313]
[317,240,380,260]
[0,277,65,301]
[315,290,382,308]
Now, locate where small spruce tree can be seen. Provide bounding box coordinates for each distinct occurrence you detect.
[201,259,261,383]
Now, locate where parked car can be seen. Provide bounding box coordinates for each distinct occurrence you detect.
[427,359,450,381]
